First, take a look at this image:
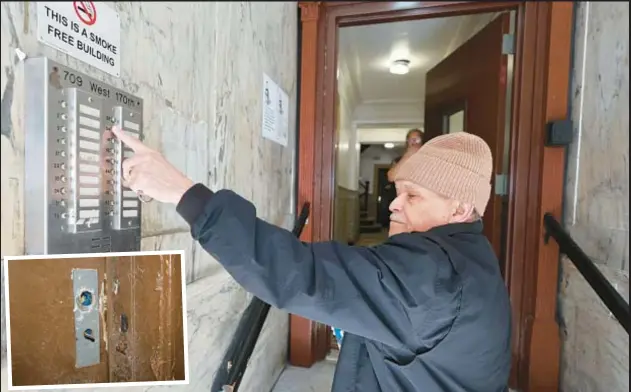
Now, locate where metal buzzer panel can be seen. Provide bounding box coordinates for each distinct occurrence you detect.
[112,106,142,230]
[24,57,143,255]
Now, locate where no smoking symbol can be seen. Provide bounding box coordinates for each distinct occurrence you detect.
[73,1,97,26]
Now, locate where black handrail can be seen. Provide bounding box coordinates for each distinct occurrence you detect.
[359,180,370,212]
[211,202,311,392]
[543,213,629,334]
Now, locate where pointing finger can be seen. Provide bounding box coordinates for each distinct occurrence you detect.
[111,126,147,152]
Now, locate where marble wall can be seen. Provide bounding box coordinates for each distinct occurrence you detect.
[1,2,297,391]
[559,2,629,391]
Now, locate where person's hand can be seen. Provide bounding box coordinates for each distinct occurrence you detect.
[111,127,195,205]
[403,144,420,158]
[406,143,421,153]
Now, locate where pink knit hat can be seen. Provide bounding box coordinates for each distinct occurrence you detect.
[393,132,493,216]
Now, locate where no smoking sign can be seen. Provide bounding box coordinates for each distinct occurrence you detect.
[73,1,97,26]
[37,1,121,77]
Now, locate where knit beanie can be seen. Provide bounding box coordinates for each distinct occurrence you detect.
[393,132,493,216]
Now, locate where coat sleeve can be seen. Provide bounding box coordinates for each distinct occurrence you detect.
[177,184,448,348]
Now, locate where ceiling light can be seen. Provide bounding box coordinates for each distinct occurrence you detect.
[384,142,395,149]
[389,59,410,75]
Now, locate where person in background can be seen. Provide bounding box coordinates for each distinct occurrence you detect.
[380,129,424,228]
[387,128,424,182]
[112,127,511,392]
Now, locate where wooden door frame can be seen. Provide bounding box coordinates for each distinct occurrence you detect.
[372,163,392,192]
[294,2,573,391]
[373,163,393,226]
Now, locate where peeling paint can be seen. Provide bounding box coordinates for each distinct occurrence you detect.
[99,279,108,353]
[1,67,15,140]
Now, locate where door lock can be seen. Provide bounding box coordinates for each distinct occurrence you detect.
[72,269,100,368]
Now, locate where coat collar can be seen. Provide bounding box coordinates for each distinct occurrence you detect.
[389,220,484,244]
[425,220,484,236]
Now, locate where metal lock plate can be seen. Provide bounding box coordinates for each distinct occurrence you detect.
[72,268,100,368]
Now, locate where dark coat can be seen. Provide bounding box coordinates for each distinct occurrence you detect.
[177,185,512,392]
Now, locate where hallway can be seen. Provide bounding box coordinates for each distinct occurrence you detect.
[272,358,336,392]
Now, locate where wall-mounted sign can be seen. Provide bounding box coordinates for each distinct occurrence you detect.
[37,2,121,77]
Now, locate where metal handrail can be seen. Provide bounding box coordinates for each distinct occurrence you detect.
[358,180,370,211]
[543,213,629,334]
[212,202,311,392]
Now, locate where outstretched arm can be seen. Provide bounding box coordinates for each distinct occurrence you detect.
[177,185,440,348]
[111,127,444,349]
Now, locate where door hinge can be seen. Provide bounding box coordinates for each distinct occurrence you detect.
[502,34,515,55]
[545,119,573,146]
[495,174,508,196]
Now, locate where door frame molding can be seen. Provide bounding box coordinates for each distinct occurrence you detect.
[294,2,573,391]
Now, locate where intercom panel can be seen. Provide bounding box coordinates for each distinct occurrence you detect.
[24,57,143,255]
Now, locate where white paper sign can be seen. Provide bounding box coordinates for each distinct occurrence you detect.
[261,73,289,147]
[278,88,289,146]
[262,73,278,143]
[37,1,121,77]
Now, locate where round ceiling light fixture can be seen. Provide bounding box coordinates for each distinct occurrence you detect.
[384,142,395,149]
[389,59,410,75]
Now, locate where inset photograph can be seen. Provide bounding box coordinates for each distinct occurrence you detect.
[3,250,188,389]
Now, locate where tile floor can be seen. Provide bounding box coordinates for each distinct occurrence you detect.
[271,359,337,392]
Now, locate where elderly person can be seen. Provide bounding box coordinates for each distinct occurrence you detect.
[113,127,511,392]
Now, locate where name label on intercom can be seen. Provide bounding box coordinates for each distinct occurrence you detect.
[24,57,143,255]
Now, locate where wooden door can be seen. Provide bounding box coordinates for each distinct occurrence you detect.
[7,254,185,386]
[105,254,186,382]
[424,14,511,260]
[376,167,394,227]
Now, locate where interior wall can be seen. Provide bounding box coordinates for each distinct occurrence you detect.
[335,61,361,191]
[359,145,402,194]
[0,2,297,391]
[559,2,629,392]
[358,127,414,144]
[333,56,361,244]
[354,101,424,127]
[350,13,499,130]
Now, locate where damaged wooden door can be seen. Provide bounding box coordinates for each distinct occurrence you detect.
[7,254,185,387]
[424,14,511,261]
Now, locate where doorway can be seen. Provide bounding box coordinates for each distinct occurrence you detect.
[295,2,573,391]
[375,165,393,228]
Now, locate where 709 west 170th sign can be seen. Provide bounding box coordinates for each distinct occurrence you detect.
[37,1,121,77]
